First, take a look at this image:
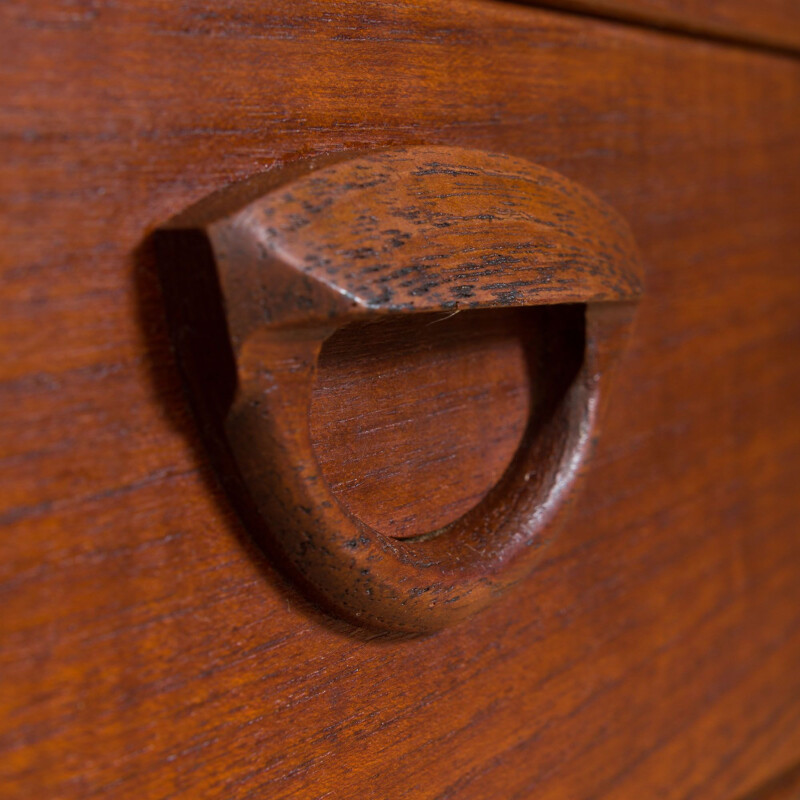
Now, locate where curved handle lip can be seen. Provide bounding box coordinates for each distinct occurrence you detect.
[197,146,643,345]
[156,146,644,633]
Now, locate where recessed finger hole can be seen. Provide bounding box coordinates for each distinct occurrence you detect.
[310,308,539,539]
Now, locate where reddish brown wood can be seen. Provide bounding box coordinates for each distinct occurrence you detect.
[312,309,532,538]
[1,0,799,796]
[156,146,642,631]
[743,762,800,799]
[528,0,800,52]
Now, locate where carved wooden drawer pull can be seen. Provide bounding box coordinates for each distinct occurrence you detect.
[156,146,643,632]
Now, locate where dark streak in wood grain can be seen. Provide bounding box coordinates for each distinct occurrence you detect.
[518,0,800,54]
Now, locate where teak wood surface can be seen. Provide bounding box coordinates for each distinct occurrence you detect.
[2,0,800,798]
[157,145,642,631]
[528,0,800,52]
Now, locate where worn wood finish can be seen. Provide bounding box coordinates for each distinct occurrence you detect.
[528,0,800,52]
[156,146,641,631]
[2,0,800,796]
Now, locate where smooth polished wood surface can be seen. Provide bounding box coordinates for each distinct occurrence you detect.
[528,0,800,52]
[744,763,800,800]
[313,309,532,539]
[1,0,799,797]
[157,145,641,631]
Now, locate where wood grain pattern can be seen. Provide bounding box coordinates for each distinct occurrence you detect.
[156,146,641,631]
[312,309,532,538]
[1,0,799,796]
[742,762,800,800]
[527,0,800,52]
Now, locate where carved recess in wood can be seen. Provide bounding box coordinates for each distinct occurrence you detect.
[156,146,643,632]
[310,309,534,539]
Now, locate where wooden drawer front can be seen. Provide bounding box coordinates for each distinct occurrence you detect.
[2,1,799,797]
